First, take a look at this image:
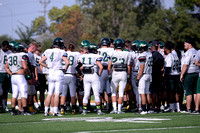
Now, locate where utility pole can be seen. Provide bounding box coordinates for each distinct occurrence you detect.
[40,0,51,34]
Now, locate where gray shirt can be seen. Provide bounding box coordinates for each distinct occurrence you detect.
[194,50,200,77]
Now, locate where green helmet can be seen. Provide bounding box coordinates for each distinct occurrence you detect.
[100,37,111,47]
[138,41,148,52]
[53,37,64,48]
[9,41,16,47]
[81,40,90,48]
[88,43,97,54]
[131,40,140,51]
[13,43,24,53]
[159,41,164,48]
[114,39,125,49]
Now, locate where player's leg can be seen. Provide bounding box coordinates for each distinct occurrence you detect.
[69,76,77,114]
[82,75,91,115]
[44,81,54,115]
[60,76,68,115]
[11,76,19,115]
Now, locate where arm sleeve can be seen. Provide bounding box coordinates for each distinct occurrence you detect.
[75,62,83,76]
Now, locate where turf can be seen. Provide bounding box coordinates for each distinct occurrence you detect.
[0,111,200,133]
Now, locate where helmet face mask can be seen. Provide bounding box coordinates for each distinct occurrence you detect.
[100,37,111,47]
[88,43,97,54]
[53,37,64,49]
[114,39,125,49]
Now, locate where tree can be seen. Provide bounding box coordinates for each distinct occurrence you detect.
[15,22,36,44]
[41,38,53,52]
[175,0,200,12]
[0,35,13,45]
[32,16,47,35]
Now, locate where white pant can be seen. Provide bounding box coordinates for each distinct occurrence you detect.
[138,74,152,94]
[61,74,77,97]
[83,73,100,104]
[99,70,111,94]
[131,72,141,106]
[48,69,64,95]
[111,71,127,97]
[11,75,28,98]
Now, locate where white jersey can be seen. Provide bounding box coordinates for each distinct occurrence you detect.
[6,52,27,73]
[159,49,165,58]
[181,48,199,73]
[0,49,11,72]
[131,51,140,73]
[98,47,114,66]
[62,51,80,74]
[165,53,180,75]
[195,50,200,77]
[137,51,153,74]
[43,48,68,70]
[108,50,131,67]
[34,54,42,74]
[78,53,102,74]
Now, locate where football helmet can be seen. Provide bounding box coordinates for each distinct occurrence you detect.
[13,43,24,53]
[53,37,64,48]
[159,41,164,48]
[131,40,140,51]
[9,41,16,47]
[114,39,125,49]
[138,41,148,52]
[100,37,111,47]
[88,43,97,54]
[81,40,90,48]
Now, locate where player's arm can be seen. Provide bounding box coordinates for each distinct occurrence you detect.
[35,67,38,81]
[107,61,112,75]
[180,64,188,82]
[62,56,70,71]
[39,56,48,68]
[195,59,200,67]
[4,62,12,76]
[137,56,146,80]
[96,61,103,76]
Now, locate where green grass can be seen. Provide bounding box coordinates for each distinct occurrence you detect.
[0,111,200,133]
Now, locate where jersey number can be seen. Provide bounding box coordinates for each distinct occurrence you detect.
[68,56,74,66]
[102,52,108,62]
[112,57,125,64]
[50,52,54,62]
[82,57,91,65]
[8,56,18,66]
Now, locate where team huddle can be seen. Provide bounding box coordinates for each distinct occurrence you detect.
[0,37,200,116]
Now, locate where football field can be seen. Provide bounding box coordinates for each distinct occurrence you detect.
[0,111,200,133]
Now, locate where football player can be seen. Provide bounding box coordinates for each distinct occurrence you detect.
[97,37,114,112]
[77,43,104,115]
[136,41,153,115]
[40,37,69,116]
[60,43,80,115]
[108,39,131,114]
[180,38,199,113]
[0,41,11,112]
[5,43,31,115]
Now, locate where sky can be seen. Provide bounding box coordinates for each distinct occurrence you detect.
[0,0,174,40]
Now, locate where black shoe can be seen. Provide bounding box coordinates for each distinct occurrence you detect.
[191,110,199,114]
[11,111,17,116]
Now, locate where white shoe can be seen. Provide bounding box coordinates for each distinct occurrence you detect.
[148,110,155,114]
[82,110,87,115]
[53,113,63,116]
[110,110,118,114]
[44,112,49,116]
[140,111,148,115]
[117,111,125,114]
[97,110,105,115]
[160,105,164,110]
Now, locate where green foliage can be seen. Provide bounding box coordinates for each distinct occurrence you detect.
[15,22,35,44]
[32,16,47,35]
[175,0,200,11]
[41,38,53,52]
[0,35,13,45]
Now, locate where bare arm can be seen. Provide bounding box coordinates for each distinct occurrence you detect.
[39,56,48,68]
[96,61,103,76]
[137,64,145,80]
[180,64,188,83]
[4,62,12,76]
[195,60,200,67]
[62,56,69,71]
[107,61,112,75]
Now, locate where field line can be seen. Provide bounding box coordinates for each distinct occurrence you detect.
[74,126,200,133]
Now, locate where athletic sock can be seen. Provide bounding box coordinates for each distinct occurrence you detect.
[12,107,15,113]
[169,103,174,110]
[123,101,127,107]
[147,104,150,111]
[61,105,64,109]
[118,104,122,112]
[72,105,76,110]
[142,104,146,111]
[45,107,49,113]
[23,107,28,113]
[54,107,58,114]
[113,102,117,111]
[176,102,180,111]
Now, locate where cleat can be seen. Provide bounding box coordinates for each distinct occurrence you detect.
[148,110,155,114]
[97,110,105,115]
[60,108,65,115]
[140,111,148,115]
[164,108,174,113]
[44,112,49,116]
[79,106,83,113]
[23,112,32,116]
[191,110,199,114]
[28,106,37,113]
[180,109,192,114]
[81,110,87,115]
[117,111,125,114]
[110,110,118,114]
[160,105,165,111]
[72,109,77,115]
[65,106,70,111]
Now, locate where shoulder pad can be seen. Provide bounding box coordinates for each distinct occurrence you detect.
[63,52,68,57]
[22,55,29,61]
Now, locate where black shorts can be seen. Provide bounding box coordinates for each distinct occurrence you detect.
[36,73,47,92]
